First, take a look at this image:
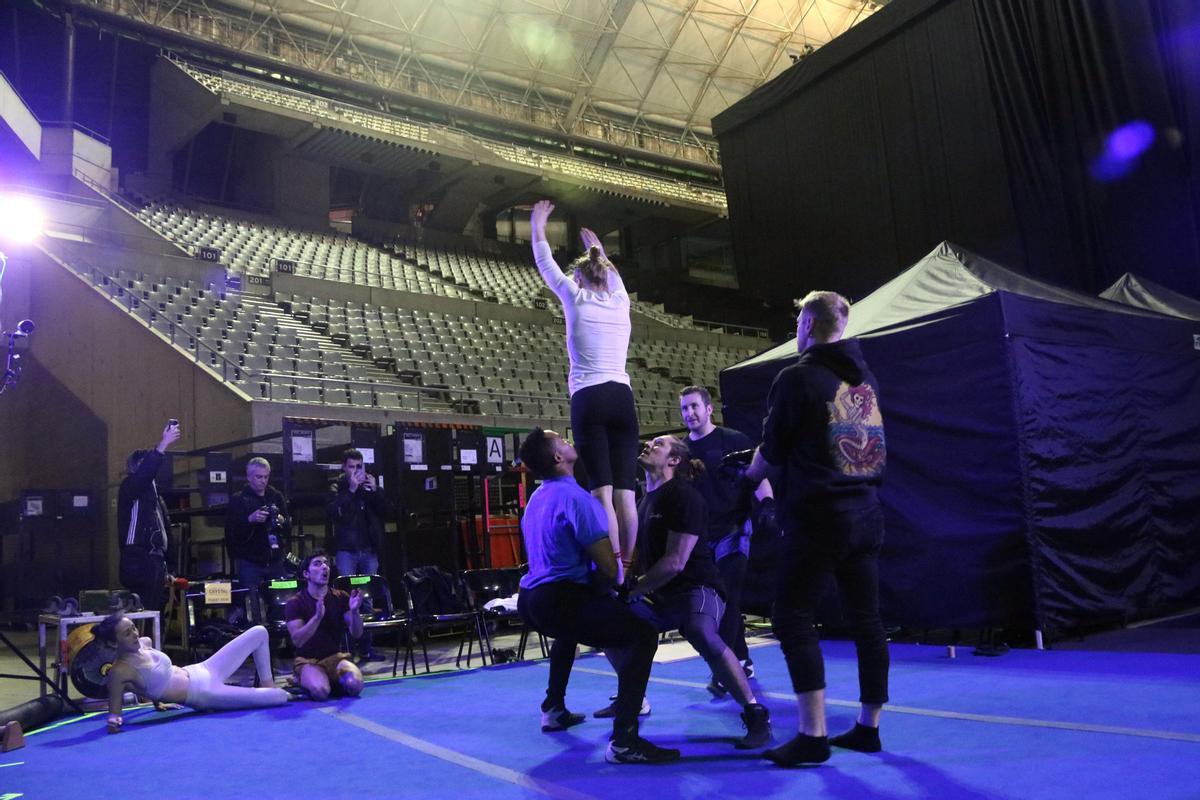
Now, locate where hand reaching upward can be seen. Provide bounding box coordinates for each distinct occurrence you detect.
[530,200,555,237]
[579,227,606,260]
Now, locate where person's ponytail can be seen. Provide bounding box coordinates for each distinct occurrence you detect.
[570,246,611,290]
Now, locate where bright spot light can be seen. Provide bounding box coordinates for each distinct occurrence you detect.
[1106,120,1156,160]
[1091,120,1157,183]
[0,195,45,245]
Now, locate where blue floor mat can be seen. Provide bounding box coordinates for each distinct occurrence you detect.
[7,641,1199,800]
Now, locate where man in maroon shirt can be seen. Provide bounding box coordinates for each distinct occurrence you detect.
[285,551,365,700]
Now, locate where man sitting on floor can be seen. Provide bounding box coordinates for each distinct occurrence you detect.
[285,551,365,700]
[516,427,679,764]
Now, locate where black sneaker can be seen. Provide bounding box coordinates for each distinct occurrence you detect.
[605,736,681,764]
[541,706,586,733]
[705,675,728,699]
[741,658,755,679]
[736,703,772,749]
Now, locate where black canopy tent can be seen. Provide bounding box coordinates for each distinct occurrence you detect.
[721,243,1200,636]
[1101,273,1200,322]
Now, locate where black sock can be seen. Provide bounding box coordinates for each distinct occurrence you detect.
[612,722,638,746]
[764,733,831,766]
[830,722,881,753]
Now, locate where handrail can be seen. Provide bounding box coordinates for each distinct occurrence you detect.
[41,120,111,145]
[691,318,770,339]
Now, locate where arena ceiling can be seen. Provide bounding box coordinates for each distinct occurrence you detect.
[75,0,883,161]
[258,0,883,131]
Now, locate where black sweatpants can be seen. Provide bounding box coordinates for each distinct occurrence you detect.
[119,546,167,611]
[772,504,889,705]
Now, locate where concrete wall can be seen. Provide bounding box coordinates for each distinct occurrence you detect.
[274,152,330,229]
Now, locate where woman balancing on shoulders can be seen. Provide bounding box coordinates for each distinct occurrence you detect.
[530,200,639,582]
[98,614,288,732]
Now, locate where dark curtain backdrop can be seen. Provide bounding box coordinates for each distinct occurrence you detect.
[714,0,1200,304]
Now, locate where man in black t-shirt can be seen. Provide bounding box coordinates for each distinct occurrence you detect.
[679,385,774,686]
[285,551,365,700]
[628,435,771,750]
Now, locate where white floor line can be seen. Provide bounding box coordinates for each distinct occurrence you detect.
[319,708,602,800]
[564,666,1200,744]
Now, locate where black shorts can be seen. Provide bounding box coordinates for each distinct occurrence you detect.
[570,381,639,491]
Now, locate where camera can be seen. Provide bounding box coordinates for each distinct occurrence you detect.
[263,504,281,549]
[167,418,179,427]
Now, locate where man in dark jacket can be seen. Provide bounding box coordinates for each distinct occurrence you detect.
[225,457,291,622]
[327,448,389,659]
[743,290,889,766]
[117,421,181,611]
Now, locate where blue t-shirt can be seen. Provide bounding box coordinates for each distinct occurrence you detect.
[519,476,610,589]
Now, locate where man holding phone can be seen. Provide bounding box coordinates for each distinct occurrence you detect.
[327,448,389,659]
[117,420,181,611]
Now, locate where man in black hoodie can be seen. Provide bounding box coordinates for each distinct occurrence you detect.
[742,291,889,767]
[117,421,182,611]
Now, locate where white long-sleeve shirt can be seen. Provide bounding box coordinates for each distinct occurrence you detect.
[533,240,631,396]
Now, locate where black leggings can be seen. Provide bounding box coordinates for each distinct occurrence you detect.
[772,504,889,705]
[570,381,639,491]
[518,581,658,734]
[633,587,730,667]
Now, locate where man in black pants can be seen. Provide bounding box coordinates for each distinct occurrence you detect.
[743,291,890,766]
[117,420,182,611]
[628,435,772,749]
[516,428,679,765]
[679,384,774,690]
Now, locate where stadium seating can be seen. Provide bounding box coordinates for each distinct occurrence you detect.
[173,60,727,211]
[97,198,760,425]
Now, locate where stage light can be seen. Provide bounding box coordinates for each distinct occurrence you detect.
[0,194,45,245]
[1107,120,1155,160]
[1091,120,1157,182]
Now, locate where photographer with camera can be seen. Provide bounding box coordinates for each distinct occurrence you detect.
[327,449,389,660]
[117,420,182,611]
[225,457,291,623]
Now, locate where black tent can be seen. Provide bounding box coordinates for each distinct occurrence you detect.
[1101,273,1200,322]
[721,243,1200,635]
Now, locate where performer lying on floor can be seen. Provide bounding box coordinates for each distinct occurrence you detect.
[97,614,288,732]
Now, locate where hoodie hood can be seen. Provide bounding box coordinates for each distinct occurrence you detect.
[797,339,866,385]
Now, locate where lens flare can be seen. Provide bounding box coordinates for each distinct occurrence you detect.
[0,195,45,244]
[1091,120,1156,182]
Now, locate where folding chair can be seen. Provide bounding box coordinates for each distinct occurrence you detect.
[403,566,488,672]
[333,574,412,677]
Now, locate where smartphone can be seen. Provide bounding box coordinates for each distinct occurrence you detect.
[167,418,179,427]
